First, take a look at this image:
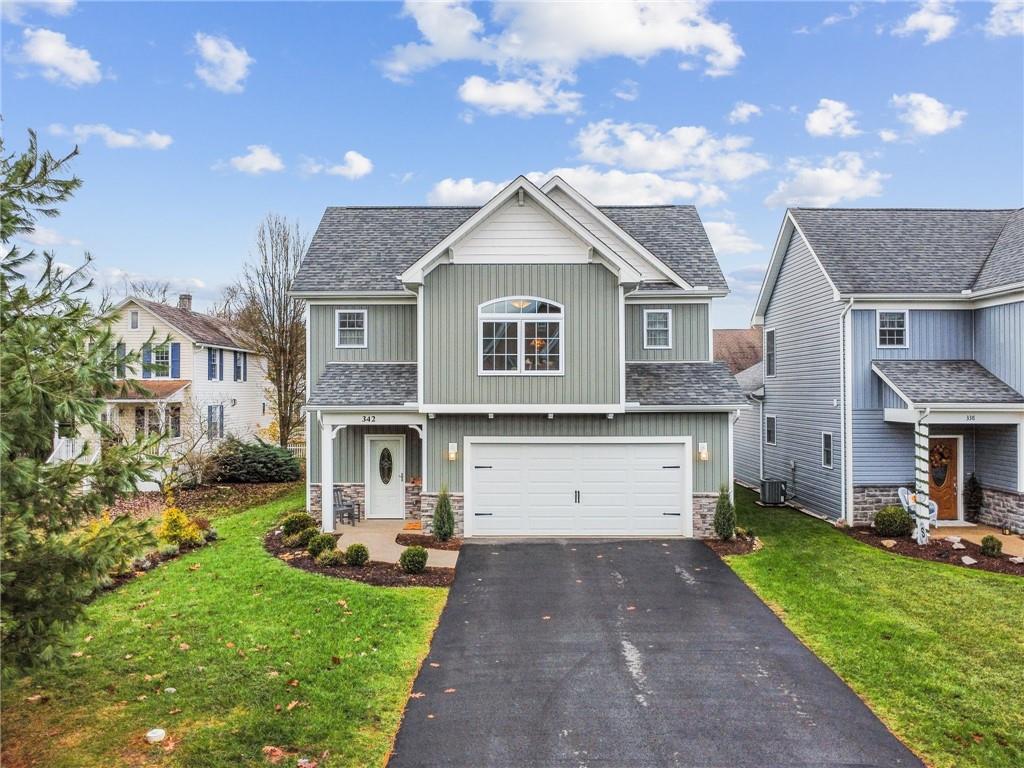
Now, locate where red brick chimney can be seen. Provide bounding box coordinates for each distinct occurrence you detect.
[177,293,193,312]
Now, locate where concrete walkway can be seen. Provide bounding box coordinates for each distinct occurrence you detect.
[333,520,460,568]
[936,524,1024,556]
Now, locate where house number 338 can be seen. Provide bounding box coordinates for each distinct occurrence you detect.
[361,415,376,423]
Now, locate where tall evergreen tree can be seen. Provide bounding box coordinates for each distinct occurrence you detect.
[1,131,160,675]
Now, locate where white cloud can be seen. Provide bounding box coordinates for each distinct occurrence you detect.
[986,1,1024,37]
[20,225,82,248]
[428,177,507,205]
[226,145,284,175]
[727,101,761,124]
[823,3,863,27]
[704,221,762,255]
[805,98,860,137]
[49,123,173,150]
[575,119,770,183]
[893,1,957,44]
[765,152,887,207]
[302,150,374,179]
[878,128,900,143]
[383,1,743,114]
[20,27,101,86]
[458,75,581,116]
[891,92,966,136]
[614,79,639,102]
[2,0,75,24]
[193,32,253,93]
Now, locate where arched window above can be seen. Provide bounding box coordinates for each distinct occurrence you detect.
[478,296,564,376]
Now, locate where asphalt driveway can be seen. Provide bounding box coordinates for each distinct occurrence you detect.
[389,539,923,768]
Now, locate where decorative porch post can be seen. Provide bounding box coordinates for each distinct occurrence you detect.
[913,418,931,545]
[321,420,334,532]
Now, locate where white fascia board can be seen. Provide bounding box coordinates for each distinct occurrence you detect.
[625,403,750,412]
[625,292,724,303]
[885,407,1024,424]
[843,287,1024,310]
[420,403,626,414]
[541,176,691,289]
[292,290,415,300]
[398,176,643,286]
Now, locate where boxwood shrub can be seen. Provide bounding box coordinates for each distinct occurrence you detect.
[281,511,318,536]
[307,533,337,559]
[399,545,428,574]
[344,543,369,567]
[874,504,914,537]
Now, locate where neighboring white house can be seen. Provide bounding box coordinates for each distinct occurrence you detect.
[50,294,273,483]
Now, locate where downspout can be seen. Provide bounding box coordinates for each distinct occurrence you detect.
[839,298,854,525]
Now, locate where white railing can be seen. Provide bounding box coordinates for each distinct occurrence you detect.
[47,436,81,464]
[286,444,307,459]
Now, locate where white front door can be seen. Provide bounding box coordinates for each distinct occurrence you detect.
[366,436,405,519]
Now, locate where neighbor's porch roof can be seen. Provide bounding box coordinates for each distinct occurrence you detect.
[106,379,189,403]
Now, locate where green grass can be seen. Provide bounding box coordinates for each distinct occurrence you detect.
[2,491,447,768]
[727,485,1024,768]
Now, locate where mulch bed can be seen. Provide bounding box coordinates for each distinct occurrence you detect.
[846,528,1024,576]
[395,532,463,551]
[264,530,455,587]
[704,533,761,557]
[106,482,302,521]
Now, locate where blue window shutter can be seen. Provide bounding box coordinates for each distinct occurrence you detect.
[243,352,247,381]
[170,343,180,378]
[219,350,224,381]
[142,344,152,379]
[218,404,225,437]
[208,348,215,380]
[207,405,215,438]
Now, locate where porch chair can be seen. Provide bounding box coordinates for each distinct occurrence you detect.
[897,487,938,528]
[332,489,359,527]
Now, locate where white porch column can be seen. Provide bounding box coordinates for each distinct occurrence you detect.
[321,420,334,532]
[914,419,930,545]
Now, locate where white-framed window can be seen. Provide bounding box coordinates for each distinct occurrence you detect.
[821,432,833,469]
[336,309,368,348]
[877,310,908,348]
[764,328,776,377]
[130,310,139,329]
[643,308,672,349]
[765,415,777,446]
[478,296,564,375]
[152,344,170,378]
[169,405,181,438]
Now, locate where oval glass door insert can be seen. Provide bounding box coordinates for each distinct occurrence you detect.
[379,447,393,485]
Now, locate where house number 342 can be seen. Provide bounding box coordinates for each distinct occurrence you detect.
[361,415,376,423]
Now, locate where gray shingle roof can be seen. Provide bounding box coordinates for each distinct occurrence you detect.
[974,209,1024,291]
[131,298,251,350]
[293,203,728,293]
[872,360,1024,405]
[308,363,417,407]
[734,361,764,395]
[789,208,1022,294]
[625,362,746,407]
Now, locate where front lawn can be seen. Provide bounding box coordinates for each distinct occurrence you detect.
[2,490,447,768]
[727,485,1024,768]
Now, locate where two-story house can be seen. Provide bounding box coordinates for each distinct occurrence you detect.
[52,294,273,478]
[750,208,1024,533]
[294,176,746,537]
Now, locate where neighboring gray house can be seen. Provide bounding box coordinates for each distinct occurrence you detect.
[733,361,764,489]
[751,208,1024,532]
[293,176,746,537]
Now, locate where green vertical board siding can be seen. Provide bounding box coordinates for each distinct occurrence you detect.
[425,413,729,493]
[309,304,416,373]
[424,263,620,405]
[308,425,422,483]
[625,303,709,361]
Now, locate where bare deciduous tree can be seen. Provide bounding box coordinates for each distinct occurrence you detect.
[231,214,306,447]
[125,278,170,303]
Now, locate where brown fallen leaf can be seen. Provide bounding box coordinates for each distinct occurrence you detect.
[189,563,201,571]
[71,651,83,658]
[331,656,341,666]
[443,688,456,694]
[169,708,182,715]
[178,643,190,651]
[626,606,636,611]
[267,670,280,677]
[409,691,425,699]
[84,635,93,643]
[225,642,235,649]
[287,679,299,687]
[262,745,287,764]
[25,694,49,704]
[274,703,282,712]
[427,713,435,719]
[428,662,440,668]
[541,615,551,621]
[286,700,307,711]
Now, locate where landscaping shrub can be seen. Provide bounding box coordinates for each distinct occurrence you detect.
[344,543,369,567]
[399,545,428,574]
[980,535,1002,557]
[316,549,346,567]
[206,437,301,484]
[156,505,205,548]
[713,485,736,541]
[281,511,318,536]
[203,528,219,542]
[157,543,180,559]
[307,533,337,559]
[874,504,914,537]
[283,527,317,549]
[964,473,983,523]
[433,486,455,541]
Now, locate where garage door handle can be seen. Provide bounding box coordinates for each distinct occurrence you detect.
[662,465,680,469]
[474,512,493,517]
[662,512,681,516]
[474,465,492,469]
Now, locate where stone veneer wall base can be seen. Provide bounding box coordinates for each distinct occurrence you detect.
[851,485,906,526]
[978,487,1024,533]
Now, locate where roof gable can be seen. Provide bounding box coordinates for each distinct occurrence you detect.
[118,298,253,351]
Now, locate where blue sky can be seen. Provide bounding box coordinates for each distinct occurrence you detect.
[4,1,1023,327]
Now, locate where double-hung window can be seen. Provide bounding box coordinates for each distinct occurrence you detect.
[764,328,776,377]
[130,310,139,329]
[765,415,777,446]
[479,297,564,375]
[821,432,833,469]
[643,309,672,349]
[336,309,367,348]
[152,344,170,378]
[877,310,908,348]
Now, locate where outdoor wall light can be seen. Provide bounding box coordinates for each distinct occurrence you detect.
[697,442,709,462]
[447,442,458,461]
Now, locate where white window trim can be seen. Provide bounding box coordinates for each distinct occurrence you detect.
[876,309,909,349]
[764,327,777,378]
[151,344,171,379]
[765,415,777,446]
[821,431,833,469]
[477,296,565,377]
[642,308,673,350]
[130,310,139,329]
[335,308,368,349]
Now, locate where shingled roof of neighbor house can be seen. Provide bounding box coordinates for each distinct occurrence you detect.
[872,360,1024,405]
[293,203,728,293]
[625,362,746,407]
[714,328,762,374]
[108,379,190,400]
[308,363,418,407]
[734,361,764,395]
[789,208,1023,294]
[130,298,252,350]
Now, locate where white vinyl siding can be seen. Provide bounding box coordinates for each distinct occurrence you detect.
[454,196,589,263]
[643,309,672,349]
[877,310,908,348]
[336,309,367,348]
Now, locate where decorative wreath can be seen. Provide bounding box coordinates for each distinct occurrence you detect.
[930,443,951,468]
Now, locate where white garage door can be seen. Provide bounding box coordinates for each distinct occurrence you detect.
[465,439,691,537]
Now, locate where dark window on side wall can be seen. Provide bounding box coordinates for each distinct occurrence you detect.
[765,416,777,446]
[764,329,776,376]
